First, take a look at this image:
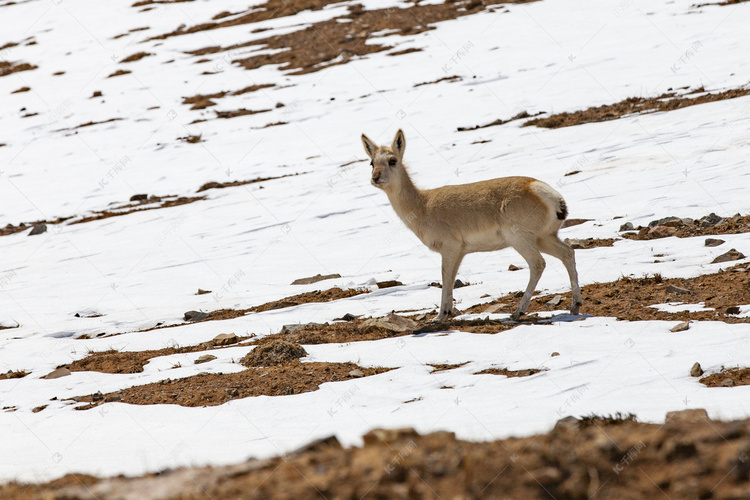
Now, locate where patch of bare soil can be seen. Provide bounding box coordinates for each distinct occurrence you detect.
[172,1,537,75]
[523,85,750,129]
[241,340,306,367]
[414,75,461,87]
[107,69,131,78]
[563,237,616,250]
[213,107,270,120]
[428,362,469,372]
[70,195,205,225]
[181,84,274,110]
[701,367,750,388]
[10,409,750,500]
[0,60,36,77]
[63,336,250,374]
[465,264,750,323]
[74,360,389,409]
[0,370,27,380]
[695,0,750,6]
[11,86,29,93]
[1,216,71,237]
[621,213,750,240]
[457,110,544,131]
[72,117,123,129]
[119,51,152,63]
[197,172,303,192]
[475,367,546,377]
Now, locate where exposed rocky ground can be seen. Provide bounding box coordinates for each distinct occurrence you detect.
[3,409,749,500]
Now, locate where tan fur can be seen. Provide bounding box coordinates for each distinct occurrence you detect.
[362,130,582,322]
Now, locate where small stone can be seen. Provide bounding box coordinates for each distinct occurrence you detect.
[551,352,560,357]
[42,367,71,379]
[184,310,209,322]
[700,212,723,227]
[92,391,104,401]
[649,216,681,228]
[483,303,510,314]
[636,227,650,240]
[360,312,417,332]
[91,90,102,97]
[212,333,238,346]
[705,238,725,247]
[104,395,122,402]
[28,224,47,236]
[726,306,741,315]
[196,288,212,295]
[712,249,746,264]
[508,264,521,271]
[194,354,217,364]
[648,225,676,239]
[666,285,692,295]
[690,362,703,377]
[291,273,341,285]
[338,313,356,321]
[376,280,403,289]
[671,321,690,332]
[546,295,563,307]
[722,379,735,387]
[619,222,634,232]
[348,369,364,378]
[129,194,149,202]
[280,323,317,335]
[554,416,580,432]
[225,388,240,397]
[665,408,708,427]
[454,279,467,288]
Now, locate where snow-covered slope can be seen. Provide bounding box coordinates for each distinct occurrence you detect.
[1,0,749,483]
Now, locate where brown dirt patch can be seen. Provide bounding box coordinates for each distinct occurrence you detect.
[196,172,303,192]
[169,1,538,75]
[70,195,205,225]
[241,340,306,367]
[74,361,389,409]
[63,337,250,375]
[11,86,29,93]
[414,75,461,87]
[428,362,469,372]
[72,117,123,129]
[524,84,750,129]
[564,237,616,250]
[695,0,750,6]
[182,84,274,110]
[12,410,750,500]
[107,69,131,78]
[213,107,271,120]
[0,60,37,77]
[1,216,72,237]
[465,264,750,323]
[622,213,750,240]
[474,367,546,377]
[0,370,28,380]
[457,110,544,131]
[120,51,152,63]
[700,367,750,388]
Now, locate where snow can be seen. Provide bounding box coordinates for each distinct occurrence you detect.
[2,0,750,484]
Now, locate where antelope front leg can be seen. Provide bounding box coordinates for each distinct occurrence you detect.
[435,249,464,323]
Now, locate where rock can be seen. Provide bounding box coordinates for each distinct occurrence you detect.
[28,224,47,236]
[649,216,680,227]
[619,222,634,232]
[280,323,317,335]
[212,333,238,346]
[551,352,560,357]
[184,310,209,322]
[546,295,563,307]
[360,312,417,333]
[700,212,723,227]
[636,227,650,240]
[337,313,356,321]
[508,264,520,271]
[104,394,122,402]
[726,306,741,315]
[665,408,709,427]
[92,391,104,401]
[553,416,580,432]
[194,354,217,364]
[376,280,403,289]
[291,273,341,285]
[225,387,240,398]
[129,194,149,202]
[671,321,690,332]
[196,288,211,295]
[722,379,735,387]
[483,303,510,314]
[363,428,420,446]
[705,238,725,247]
[348,369,364,378]
[690,362,703,377]
[454,279,467,288]
[42,367,71,379]
[648,225,677,239]
[666,285,692,295]
[712,249,746,264]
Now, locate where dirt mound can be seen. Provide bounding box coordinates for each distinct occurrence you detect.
[475,367,546,377]
[242,340,306,367]
[701,367,750,388]
[73,361,388,409]
[8,409,750,499]
[622,213,750,240]
[0,60,36,77]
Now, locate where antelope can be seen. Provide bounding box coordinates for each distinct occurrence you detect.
[361,129,582,323]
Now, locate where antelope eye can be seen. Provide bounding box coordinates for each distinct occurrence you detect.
[388,158,397,167]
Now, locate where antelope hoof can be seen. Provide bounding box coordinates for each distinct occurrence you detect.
[510,310,524,322]
[571,302,582,316]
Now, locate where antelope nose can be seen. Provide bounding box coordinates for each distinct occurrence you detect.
[372,173,381,183]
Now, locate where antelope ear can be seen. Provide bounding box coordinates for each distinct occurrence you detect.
[391,129,406,161]
[361,134,378,160]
